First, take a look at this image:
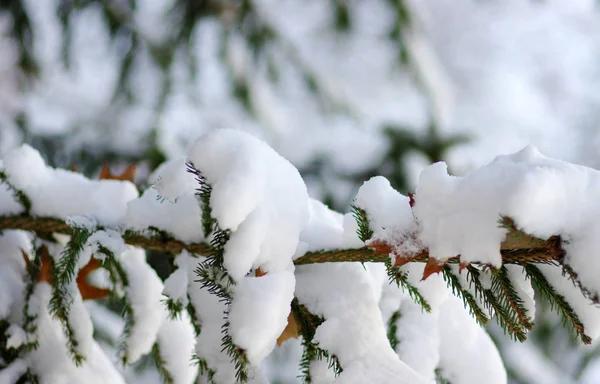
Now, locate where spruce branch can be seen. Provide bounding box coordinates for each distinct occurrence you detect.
[162,297,185,320]
[493,266,534,331]
[48,235,90,365]
[467,266,528,342]
[441,265,489,326]
[0,215,563,266]
[524,264,592,344]
[186,161,215,238]
[386,260,431,312]
[96,245,138,364]
[292,299,342,383]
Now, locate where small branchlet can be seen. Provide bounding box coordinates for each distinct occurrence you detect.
[467,266,528,342]
[441,265,489,326]
[386,260,431,313]
[186,161,215,238]
[49,231,92,365]
[293,299,342,383]
[525,264,592,344]
[350,205,373,243]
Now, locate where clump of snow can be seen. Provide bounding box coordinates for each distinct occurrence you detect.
[188,129,310,369]
[189,256,238,383]
[0,231,29,318]
[0,359,27,383]
[26,283,126,384]
[162,250,190,307]
[437,295,507,384]
[297,198,346,255]
[117,248,165,363]
[393,300,440,380]
[66,215,98,231]
[5,324,27,349]
[86,230,126,262]
[151,156,198,203]
[345,176,423,257]
[155,311,197,384]
[228,269,295,364]
[295,263,428,384]
[66,285,95,359]
[1,144,138,226]
[0,181,24,215]
[125,189,204,243]
[414,145,600,301]
[188,129,310,280]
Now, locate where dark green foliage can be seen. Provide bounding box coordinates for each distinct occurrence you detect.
[293,299,342,383]
[189,164,250,382]
[524,264,591,344]
[493,267,534,331]
[21,245,43,351]
[186,161,215,238]
[95,244,138,364]
[386,261,431,313]
[161,297,185,320]
[441,265,489,326]
[467,266,528,342]
[333,0,351,31]
[387,310,401,351]
[54,228,92,285]
[0,0,38,75]
[194,226,251,382]
[48,229,92,365]
[152,342,175,384]
[434,368,453,384]
[350,205,373,243]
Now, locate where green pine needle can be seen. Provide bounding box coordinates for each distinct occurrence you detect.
[525,264,592,344]
[387,310,401,351]
[386,261,431,313]
[441,265,489,326]
[350,205,373,243]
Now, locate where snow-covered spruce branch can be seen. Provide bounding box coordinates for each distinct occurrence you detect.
[0,215,562,266]
[2,129,600,384]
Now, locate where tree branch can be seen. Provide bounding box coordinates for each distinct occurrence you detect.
[0,215,561,266]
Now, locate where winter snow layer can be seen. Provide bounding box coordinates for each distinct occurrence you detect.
[413,145,600,338]
[296,192,506,383]
[0,144,138,226]
[187,129,309,367]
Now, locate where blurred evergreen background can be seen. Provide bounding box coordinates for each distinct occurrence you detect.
[1,0,600,382]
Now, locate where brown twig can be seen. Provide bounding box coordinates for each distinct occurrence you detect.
[0,215,560,267]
